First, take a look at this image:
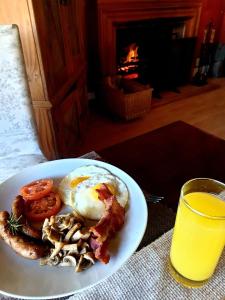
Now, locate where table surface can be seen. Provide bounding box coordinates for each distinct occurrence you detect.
[99,121,225,211]
[2,124,225,300]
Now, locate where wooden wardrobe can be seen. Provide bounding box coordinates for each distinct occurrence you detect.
[0,0,88,159]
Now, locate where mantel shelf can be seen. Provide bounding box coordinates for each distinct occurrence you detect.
[96,0,203,76]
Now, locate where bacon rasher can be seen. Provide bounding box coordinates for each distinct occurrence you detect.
[89,183,125,264]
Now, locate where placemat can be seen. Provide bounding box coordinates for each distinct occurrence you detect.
[1,230,224,300]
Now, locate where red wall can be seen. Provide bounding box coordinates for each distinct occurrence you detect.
[197,0,225,48]
[219,1,225,42]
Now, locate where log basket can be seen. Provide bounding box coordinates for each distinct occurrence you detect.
[101,76,153,120]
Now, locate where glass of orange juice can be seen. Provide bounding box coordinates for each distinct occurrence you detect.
[169,178,225,287]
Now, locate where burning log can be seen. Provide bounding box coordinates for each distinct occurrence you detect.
[118,43,140,76]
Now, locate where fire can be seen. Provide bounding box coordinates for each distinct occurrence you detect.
[124,43,139,64]
[118,43,140,76]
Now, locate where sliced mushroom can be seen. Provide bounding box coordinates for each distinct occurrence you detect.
[78,241,90,254]
[75,255,84,272]
[65,215,75,229]
[64,223,81,242]
[71,228,90,242]
[62,243,79,253]
[58,251,64,258]
[41,212,95,272]
[58,214,76,231]
[75,252,95,272]
[49,215,56,226]
[50,241,64,258]
[40,254,60,266]
[43,227,62,244]
[79,248,87,255]
[59,255,77,267]
[83,252,95,266]
[49,255,61,266]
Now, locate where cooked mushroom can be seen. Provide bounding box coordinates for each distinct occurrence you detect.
[71,228,90,242]
[62,243,79,253]
[76,255,84,272]
[49,215,56,226]
[40,211,95,272]
[83,252,95,265]
[64,223,81,242]
[75,252,95,272]
[44,228,62,244]
[59,255,77,267]
[78,241,90,254]
[62,215,75,230]
[40,254,60,266]
[50,241,64,258]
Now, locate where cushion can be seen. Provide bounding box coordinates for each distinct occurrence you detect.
[0,25,47,183]
[0,25,39,138]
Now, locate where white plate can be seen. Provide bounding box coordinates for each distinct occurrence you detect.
[0,159,148,299]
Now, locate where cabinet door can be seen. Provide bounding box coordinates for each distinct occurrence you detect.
[75,72,89,138]
[53,72,88,157]
[32,0,86,100]
[32,0,69,99]
[59,0,86,75]
[53,88,81,158]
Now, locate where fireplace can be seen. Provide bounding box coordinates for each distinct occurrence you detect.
[84,0,204,112]
[94,0,202,85]
[116,17,197,96]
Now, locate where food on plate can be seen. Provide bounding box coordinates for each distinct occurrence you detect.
[0,165,129,269]
[0,178,62,260]
[24,192,62,222]
[73,174,128,220]
[59,165,129,220]
[58,165,112,207]
[0,211,49,260]
[12,195,41,239]
[40,211,95,272]
[20,179,54,200]
[89,183,125,264]
[18,178,62,222]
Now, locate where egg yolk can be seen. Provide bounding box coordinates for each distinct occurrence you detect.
[92,183,116,200]
[70,176,90,189]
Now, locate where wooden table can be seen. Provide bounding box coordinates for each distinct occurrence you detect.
[99,121,225,211]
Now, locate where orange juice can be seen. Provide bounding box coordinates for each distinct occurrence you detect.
[170,192,225,282]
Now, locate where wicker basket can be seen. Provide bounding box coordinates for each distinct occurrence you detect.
[102,76,153,120]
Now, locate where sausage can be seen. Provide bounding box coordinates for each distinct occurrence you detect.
[11,195,41,240]
[0,211,49,260]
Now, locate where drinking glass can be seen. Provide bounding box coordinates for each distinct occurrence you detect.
[169,178,225,287]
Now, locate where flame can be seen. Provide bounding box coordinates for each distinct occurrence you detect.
[124,43,139,64]
[118,43,140,75]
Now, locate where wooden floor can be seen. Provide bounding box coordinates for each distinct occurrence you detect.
[76,77,225,156]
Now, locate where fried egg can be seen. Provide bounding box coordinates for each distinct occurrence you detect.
[58,165,111,207]
[73,174,129,220]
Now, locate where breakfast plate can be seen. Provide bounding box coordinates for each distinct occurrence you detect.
[0,158,148,299]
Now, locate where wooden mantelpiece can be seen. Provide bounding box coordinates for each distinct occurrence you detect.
[97,0,203,76]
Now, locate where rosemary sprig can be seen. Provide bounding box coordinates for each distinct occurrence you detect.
[7,213,23,235]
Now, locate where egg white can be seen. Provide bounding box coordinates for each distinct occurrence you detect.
[58,165,112,207]
[73,174,129,220]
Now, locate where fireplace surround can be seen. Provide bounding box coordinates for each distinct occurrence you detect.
[116,17,197,94]
[94,0,203,77]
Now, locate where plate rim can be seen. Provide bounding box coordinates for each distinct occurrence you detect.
[0,158,148,299]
